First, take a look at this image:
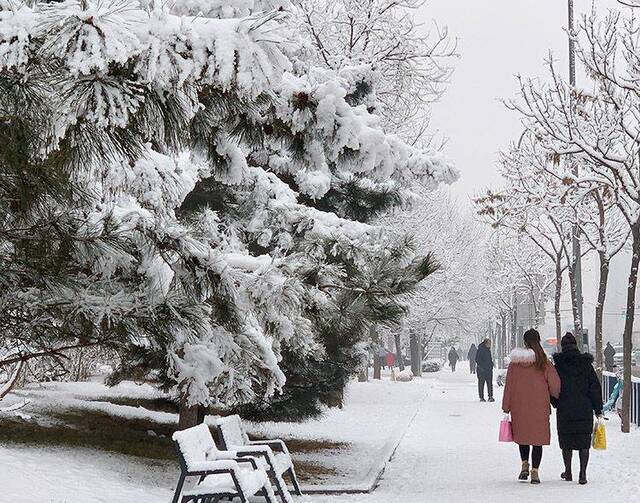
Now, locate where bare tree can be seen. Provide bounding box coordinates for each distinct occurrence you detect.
[393,189,493,344]
[577,186,629,378]
[475,138,580,348]
[509,10,640,431]
[296,0,457,145]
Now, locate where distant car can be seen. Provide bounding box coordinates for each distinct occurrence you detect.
[422,359,443,373]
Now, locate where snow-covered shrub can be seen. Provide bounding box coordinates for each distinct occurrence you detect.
[422,359,443,373]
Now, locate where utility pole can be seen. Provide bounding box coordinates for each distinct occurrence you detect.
[568,0,585,347]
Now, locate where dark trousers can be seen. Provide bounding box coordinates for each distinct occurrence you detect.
[470,361,476,374]
[450,361,457,372]
[478,370,493,399]
[519,445,543,468]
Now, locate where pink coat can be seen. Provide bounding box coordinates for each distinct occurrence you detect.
[502,348,561,446]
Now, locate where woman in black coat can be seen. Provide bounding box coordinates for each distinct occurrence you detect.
[552,333,603,485]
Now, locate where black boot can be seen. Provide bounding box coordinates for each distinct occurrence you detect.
[578,449,589,485]
[561,449,573,481]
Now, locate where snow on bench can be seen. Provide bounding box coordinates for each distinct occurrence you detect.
[214,415,302,503]
[172,423,277,503]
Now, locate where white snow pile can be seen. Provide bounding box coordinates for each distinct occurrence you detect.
[394,369,414,382]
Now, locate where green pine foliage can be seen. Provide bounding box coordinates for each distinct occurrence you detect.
[1,0,454,422]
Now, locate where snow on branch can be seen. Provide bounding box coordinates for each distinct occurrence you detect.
[0,358,24,401]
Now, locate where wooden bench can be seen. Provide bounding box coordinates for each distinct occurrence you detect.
[172,423,278,503]
[214,415,302,503]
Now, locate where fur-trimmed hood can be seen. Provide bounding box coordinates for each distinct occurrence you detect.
[508,347,537,365]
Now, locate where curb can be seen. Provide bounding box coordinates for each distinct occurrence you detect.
[299,385,429,495]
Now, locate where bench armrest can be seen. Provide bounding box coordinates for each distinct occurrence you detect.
[231,445,276,469]
[211,450,239,460]
[232,444,273,456]
[248,439,290,454]
[188,459,241,475]
[234,456,260,470]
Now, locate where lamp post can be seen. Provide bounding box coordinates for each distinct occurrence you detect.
[568,0,585,347]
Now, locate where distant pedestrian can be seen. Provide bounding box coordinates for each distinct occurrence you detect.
[468,344,478,374]
[502,329,561,484]
[552,333,603,485]
[603,342,616,372]
[379,347,387,369]
[448,347,459,372]
[475,338,494,402]
[385,351,395,369]
[603,366,624,430]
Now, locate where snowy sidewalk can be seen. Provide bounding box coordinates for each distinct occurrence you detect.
[312,369,640,503]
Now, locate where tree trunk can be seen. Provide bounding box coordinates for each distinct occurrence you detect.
[567,258,582,341]
[595,253,610,383]
[394,333,404,371]
[178,403,199,430]
[178,390,205,430]
[373,353,381,380]
[621,226,640,433]
[554,258,563,354]
[410,330,422,376]
[501,313,507,368]
[371,325,381,379]
[511,288,517,348]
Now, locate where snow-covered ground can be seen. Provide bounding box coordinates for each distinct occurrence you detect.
[248,375,428,487]
[1,369,639,502]
[314,369,640,503]
[0,373,427,501]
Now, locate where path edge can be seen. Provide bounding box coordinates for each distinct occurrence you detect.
[300,383,429,495]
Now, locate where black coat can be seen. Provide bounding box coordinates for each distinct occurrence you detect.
[552,348,603,450]
[467,345,477,361]
[448,349,459,363]
[475,343,493,375]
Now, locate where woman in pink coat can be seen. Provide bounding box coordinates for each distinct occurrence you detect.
[502,329,561,484]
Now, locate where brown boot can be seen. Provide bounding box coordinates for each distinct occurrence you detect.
[518,461,529,481]
[530,468,540,484]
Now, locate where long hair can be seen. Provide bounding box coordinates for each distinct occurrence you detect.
[523,329,547,371]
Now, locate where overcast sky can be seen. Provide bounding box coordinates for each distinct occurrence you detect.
[421,0,621,201]
[418,1,630,339]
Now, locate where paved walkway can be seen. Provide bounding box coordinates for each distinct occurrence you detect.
[312,368,640,503]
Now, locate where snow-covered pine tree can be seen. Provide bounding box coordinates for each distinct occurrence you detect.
[0,0,455,424]
[0,0,305,423]
[173,1,455,419]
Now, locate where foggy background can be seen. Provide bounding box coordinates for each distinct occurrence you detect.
[420,0,632,344]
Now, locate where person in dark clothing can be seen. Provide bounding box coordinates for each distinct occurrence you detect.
[603,342,616,372]
[448,347,460,372]
[475,338,494,402]
[552,333,603,485]
[468,344,478,374]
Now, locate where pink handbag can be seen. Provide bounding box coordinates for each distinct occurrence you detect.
[499,414,513,442]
